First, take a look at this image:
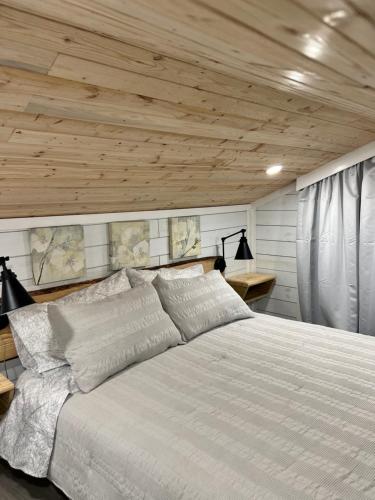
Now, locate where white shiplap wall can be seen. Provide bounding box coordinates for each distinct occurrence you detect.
[255,192,300,320]
[0,205,252,380]
[0,208,250,294]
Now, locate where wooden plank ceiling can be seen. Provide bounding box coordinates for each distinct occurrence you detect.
[0,0,375,217]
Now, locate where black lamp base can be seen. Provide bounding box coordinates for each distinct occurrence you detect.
[214,256,227,273]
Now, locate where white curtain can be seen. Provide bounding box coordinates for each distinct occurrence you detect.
[296,159,375,334]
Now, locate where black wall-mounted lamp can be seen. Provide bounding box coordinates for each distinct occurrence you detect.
[0,256,35,330]
[214,229,253,273]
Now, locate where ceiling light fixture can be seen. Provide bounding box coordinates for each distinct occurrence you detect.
[323,10,348,27]
[266,165,283,176]
[302,34,323,59]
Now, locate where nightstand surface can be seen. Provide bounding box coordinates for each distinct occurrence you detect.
[227,272,276,302]
[0,373,14,415]
[227,272,275,286]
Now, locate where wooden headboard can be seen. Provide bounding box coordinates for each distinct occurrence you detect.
[0,256,217,362]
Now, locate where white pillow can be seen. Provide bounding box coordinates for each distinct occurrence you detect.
[153,271,253,341]
[160,264,204,280]
[127,264,204,288]
[9,268,131,373]
[48,284,182,392]
[126,268,159,287]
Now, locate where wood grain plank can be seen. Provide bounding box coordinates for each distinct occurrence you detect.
[2,5,375,132]
[0,64,369,152]
[0,37,56,74]
[5,0,375,117]
[0,127,13,141]
[0,1,374,217]
[295,1,375,59]
[201,0,375,87]
[47,54,375,146]
[4,128,338,160]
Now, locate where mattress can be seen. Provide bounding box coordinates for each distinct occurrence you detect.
[49,314,375,499]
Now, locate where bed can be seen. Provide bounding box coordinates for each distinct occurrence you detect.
[2,258,375,500]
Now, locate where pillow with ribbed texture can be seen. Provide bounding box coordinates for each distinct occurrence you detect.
[160,264,204,280]
[153,270,253,340]
[127,264,203,288]
[48,284,182,392]
[9,268,131,373]
[126,268,159,287]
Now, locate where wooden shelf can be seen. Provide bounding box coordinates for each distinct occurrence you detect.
[0,373,14,416]
[226,272,276,303]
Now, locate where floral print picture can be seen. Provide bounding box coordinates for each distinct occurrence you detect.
[109,220,150,270]
[30,225,86,285]
[169,216,201,259]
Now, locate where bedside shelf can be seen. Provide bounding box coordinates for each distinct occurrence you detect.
[226,272,276,303]
[0,373,14,416]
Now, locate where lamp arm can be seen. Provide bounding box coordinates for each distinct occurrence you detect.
[220,228,247,262]
[221,228,246,244]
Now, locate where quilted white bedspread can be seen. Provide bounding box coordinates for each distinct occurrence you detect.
[49,314,375,500]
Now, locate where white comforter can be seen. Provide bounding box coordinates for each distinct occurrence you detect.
[0,365,77,477]
[3,313,375,499]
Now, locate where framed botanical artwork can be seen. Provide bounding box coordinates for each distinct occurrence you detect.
[30,225,86,285]
[109,220,150,270]
[169,216,201,259]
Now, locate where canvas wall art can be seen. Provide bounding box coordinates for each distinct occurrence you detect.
[109,220,150,269]
[169,216,201,259]
[30,225,85,285]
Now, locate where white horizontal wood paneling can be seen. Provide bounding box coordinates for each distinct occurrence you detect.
[256,297,298,318]
[0,205,250,231]
[0,207,250,293]
[256,211,297,226]
[270,285,298,302]
[256,268,297,288]
[200,225,244,248]
[255,192,300,320]
[200,212,247,231]
[256,195,298,211]
[0,205,251,380]
[256,240,296,258]
[256,255,297,273]
[256,225,296,242]
[253,183,296,208]
[84,224,108,247]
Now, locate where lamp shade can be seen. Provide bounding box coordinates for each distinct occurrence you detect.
[1,256,35,315]
[235,235,253,260]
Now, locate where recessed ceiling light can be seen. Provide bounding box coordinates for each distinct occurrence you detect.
[323,10,348,27]
[266,165,283,176]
